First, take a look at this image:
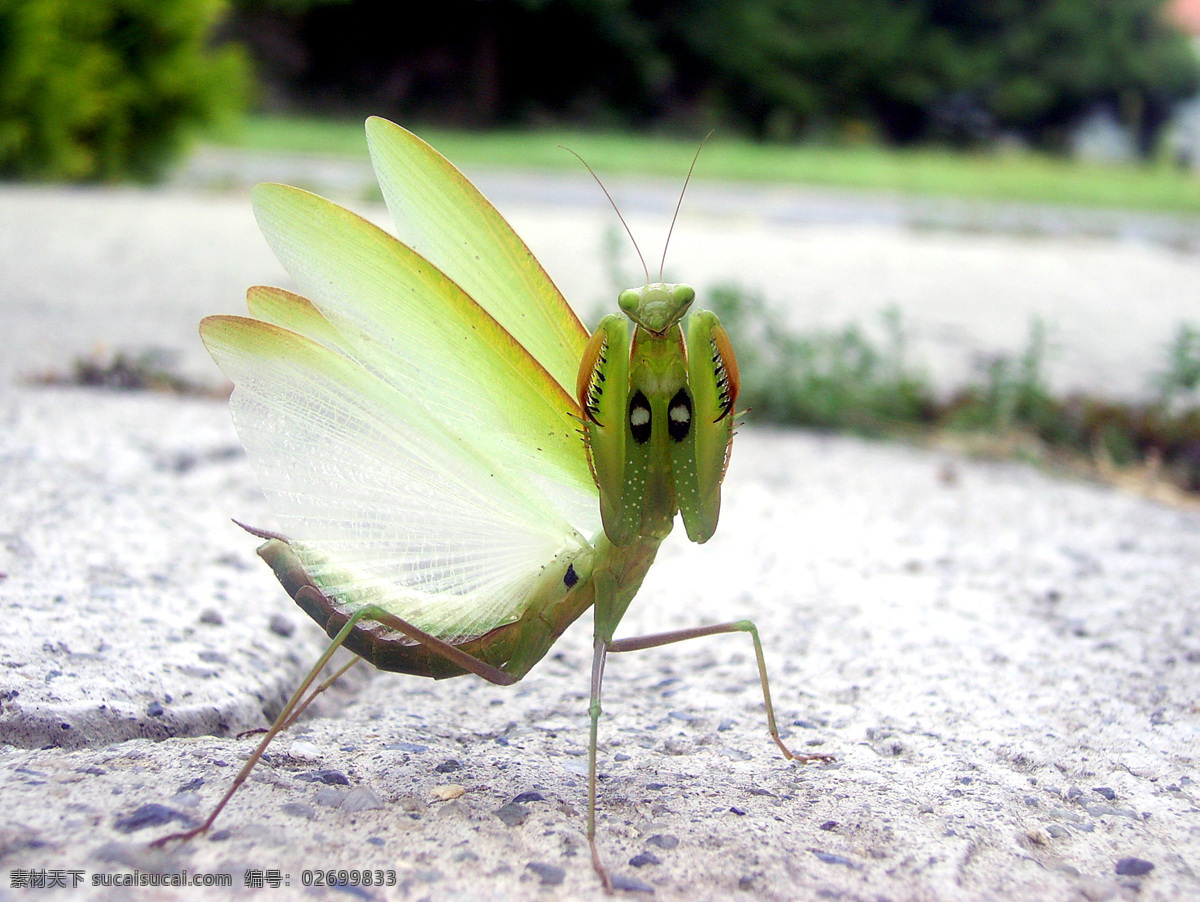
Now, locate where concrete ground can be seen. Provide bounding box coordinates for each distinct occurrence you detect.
[1,149,1198,900]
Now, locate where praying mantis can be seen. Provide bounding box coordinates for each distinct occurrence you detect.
[153,117,830,891]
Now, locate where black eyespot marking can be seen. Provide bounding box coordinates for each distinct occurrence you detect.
[629,390,651,444]
[563,563,579,588]
[668,389,692,442]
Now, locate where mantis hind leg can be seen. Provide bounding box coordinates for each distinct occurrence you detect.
[235,653,361,740]
[607,620,834,764]
[152,603,519,849]
[585,620,832,894]
[277,654,361,732]
[586,637,614,893]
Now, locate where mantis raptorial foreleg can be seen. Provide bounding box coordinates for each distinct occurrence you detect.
[586,619,834,891]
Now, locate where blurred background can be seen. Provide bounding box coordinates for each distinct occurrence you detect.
[7,0,1200,174]
[2,0,1200,498]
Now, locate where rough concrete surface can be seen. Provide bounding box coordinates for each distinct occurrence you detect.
[1,156,1198,900]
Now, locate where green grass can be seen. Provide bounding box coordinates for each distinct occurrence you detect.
[212,114,1200,215]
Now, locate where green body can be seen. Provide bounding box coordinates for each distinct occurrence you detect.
[256,279,738,678]
[580,285,739,550]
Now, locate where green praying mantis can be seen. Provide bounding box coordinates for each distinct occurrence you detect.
[153,117,831,891]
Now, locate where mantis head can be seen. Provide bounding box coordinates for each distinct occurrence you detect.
[618,282,696,335]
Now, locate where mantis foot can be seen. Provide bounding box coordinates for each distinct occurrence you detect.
[148,825,208,849]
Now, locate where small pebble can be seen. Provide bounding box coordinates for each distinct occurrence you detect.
[1115,857,1154,877]
[526,862,565,886]
[146,701,164,718]
[302,769,348,785]
[268,614,295,637]
[114,804,192,833]
[611,874,654,893]
[430,784,465,801]
[629,852,660,868]
[171,792,200,809]
[435,759,463,774]
[819,821,838,831]
[512,791,545,803]
[646,834,678,849]
[341,787,384,812]
[281,803,315,820]
[812,851,861,869]
[494,802,528,827]
[1087,805,1137,819]
[313,787,346,807]
[288,740,320,760]
[1092,787,1116,800]
[198,608,224,626]
[435,800,470,819]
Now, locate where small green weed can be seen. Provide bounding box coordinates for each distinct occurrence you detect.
[709,282,1200,499]
[27,349,224,397]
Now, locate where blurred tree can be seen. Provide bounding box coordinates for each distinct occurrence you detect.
[676,0,955,141]
[230,0,672,126]
[925,0,1200,153]
[0,0,248,180]
[229,0,1199,151]
[678,0,1199,149]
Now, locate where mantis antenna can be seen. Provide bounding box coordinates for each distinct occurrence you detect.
[659,131,713,281]
[563,134,714,285]
[560,146,651,286]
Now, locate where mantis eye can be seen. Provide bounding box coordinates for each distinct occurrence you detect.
[618,288,641,316]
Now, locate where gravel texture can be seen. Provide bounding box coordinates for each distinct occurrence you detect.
[1,161,1198,900]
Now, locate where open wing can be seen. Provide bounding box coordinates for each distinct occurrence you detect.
[202,315,590,640]
[365,118,588,398]
[205,118,603,638]
[250,182,600,535]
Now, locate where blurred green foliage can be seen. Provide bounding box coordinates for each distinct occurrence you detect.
[0,0,248,180]
[231,0,1200,152]
[684,0,1200,149]
[1154,323,1200,409]
[708,282,1200,491]
[707,287,934,433]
